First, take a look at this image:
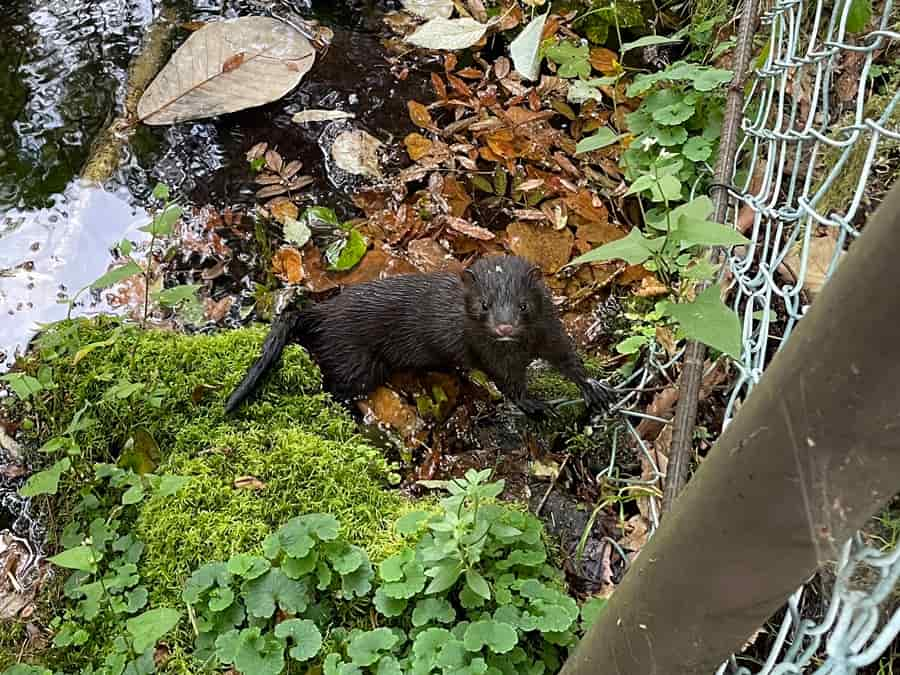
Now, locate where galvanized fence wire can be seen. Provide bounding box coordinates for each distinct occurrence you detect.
[713,0,900,670]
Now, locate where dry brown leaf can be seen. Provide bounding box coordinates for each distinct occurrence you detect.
[619,514,649,552]
[494,56,511,79]
[205,296,234,323]
[404,132,434,160]
[408,100,435,129]
[246,142,267,161]
[655,326,677,357]
[507,220,574,273]
[782,230,842,298]
[358,386,427,447]
[589,47,619,74]
[407,239,463,273]
[635,387,679,444]
[299,246,339,292]
[443,216,495,240]
[268,197,298,224]
[265,149,284,173]
[635,275,669,297]
[272,246,304,284]
[234,475,266,490]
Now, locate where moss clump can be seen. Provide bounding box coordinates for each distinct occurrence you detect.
[9,318,413,671]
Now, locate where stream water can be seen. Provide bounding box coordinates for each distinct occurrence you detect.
[0,0,420,369]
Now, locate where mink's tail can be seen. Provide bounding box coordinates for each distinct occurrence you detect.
[224,307,304,414]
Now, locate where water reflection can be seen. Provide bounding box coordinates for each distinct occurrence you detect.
[0,182,148,368]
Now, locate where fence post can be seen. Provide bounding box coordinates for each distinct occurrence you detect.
[559,178,900,675]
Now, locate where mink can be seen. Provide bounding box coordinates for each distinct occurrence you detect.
[224,255,613,416]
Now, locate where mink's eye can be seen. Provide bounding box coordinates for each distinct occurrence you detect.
[519,302,528,312]
[481,300,489,311]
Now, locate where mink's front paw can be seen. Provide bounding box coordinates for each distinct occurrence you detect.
[516,397,557,418]
[582,378,616,412]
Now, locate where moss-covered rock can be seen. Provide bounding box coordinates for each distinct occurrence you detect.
[5,318,414,671]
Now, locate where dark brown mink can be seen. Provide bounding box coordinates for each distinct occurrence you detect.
[224,255,612,415]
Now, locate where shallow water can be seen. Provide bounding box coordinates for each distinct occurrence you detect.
[0,0,421,369]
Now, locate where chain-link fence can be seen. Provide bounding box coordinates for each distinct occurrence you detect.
[716,0,900,670]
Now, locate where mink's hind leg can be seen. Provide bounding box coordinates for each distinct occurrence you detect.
[322,351,389,400]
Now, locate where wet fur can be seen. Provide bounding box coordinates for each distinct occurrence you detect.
[224,256,611,414]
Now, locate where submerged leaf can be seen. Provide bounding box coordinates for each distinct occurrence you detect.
[138,17,315,125]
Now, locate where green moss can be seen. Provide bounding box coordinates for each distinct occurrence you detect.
[11,318,414,671]
[813,73,900,219]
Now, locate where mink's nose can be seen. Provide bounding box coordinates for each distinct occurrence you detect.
[494,324,516,337]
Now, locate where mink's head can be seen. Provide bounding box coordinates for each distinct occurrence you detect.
[461,256,551,342]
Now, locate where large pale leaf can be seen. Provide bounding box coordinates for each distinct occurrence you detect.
[510,12,548,81]
[138,17,315,125]
[406,17,488,50]
[402,0,454,19]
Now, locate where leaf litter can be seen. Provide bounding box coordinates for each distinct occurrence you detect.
[95,2,766,601]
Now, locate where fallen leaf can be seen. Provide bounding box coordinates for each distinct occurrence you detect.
[406,17,487,51]
[246,142,267,161]
[635,275,669,297]
[509,11,548,81]
[507,220,574,272]
[589,47,619,74]
[272,246,304,284]
[407,239,463,273]
[331,129,383,178]
[138,17,315,125]
[234,476,266,490]
[404,132,434,160]
[782,230,842,298]
[402,0,454,19]
[655,326,677,356]
[619,514,649,552]
[268,197,298,224]
[408,100,435,129]
[205,296,234,323]
[443,216,495,240]
[292,109,355,124]
[358,386,427,447]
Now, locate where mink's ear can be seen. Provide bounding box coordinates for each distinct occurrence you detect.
[527,264,544,285]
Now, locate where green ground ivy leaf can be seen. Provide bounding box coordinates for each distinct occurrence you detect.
[575,128,623,154]
[301,513,340,541]
[126,586,149,612]
[126,607,181,652]
[581,596,608,630]
[510,11,548,81]
[283,550,318,579]
[376,656,403,675]
[3,666,53,675]
[374,587,408,617]
[348,627,399,667]
[413,627,453,660]
[90,261,142,291]
[325,541,366,574]
[275,618,323,661]
[654,125,688,146]
[19,458,70,497]
[140,204,182,236]
[690,67,733,91]
[661,286,742,358]
[412,597,456,626]
[568,228,658,266]
[341,560,374,598]
[682,136,713,162]
[394,511,431,536]
[651,100,696,126]
[48,544,97,573]
[182,562,231,604]
[227,554,271,580]
[616,334,650,355]
[279,518,316,558]
[215,627,285,675]
[244,568,310,617]
[465,569,491,600]
[463,620,518,654]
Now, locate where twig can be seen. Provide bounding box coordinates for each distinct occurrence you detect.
[536,454,570,516]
